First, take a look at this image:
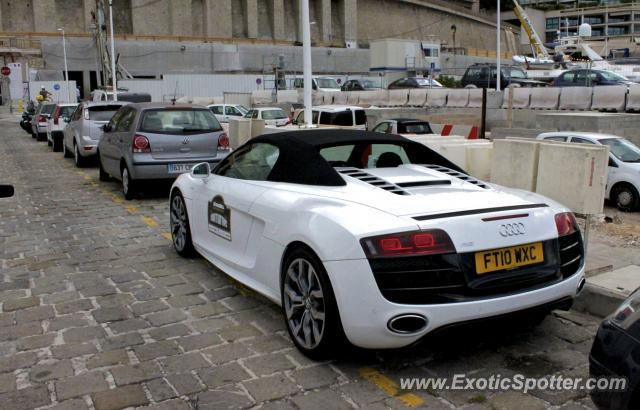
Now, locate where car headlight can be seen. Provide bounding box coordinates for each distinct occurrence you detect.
[611,288,640,329]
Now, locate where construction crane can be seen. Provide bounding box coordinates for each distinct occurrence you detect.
[511,0,550,60]
[91,0,132,89]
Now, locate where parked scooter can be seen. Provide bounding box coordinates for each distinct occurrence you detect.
[19,111,33,135]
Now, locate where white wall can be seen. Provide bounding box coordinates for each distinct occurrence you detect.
[29,81,77,103]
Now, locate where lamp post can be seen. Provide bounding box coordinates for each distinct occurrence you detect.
[109,0,118,101]
[301,0,312,128]
[57,28,71,102]
[496,0,501,92]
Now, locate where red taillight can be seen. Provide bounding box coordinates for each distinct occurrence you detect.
[38,115,47,122]
[217,133,230,151]
[555,212,578,237]
[53,106,60,125]
[132,135,151,153]
[361,229,455,258]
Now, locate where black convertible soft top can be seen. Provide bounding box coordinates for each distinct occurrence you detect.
[247,129,465,186]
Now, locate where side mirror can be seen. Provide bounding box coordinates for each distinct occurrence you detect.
[101,124,111,132]
[62,116,70,123]
[0,185,14,198]
[608,157,618,168]
[191,162,211,178]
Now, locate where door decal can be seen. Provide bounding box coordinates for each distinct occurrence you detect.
[208,195,231,241]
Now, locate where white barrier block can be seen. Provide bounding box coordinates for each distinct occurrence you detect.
[346,91,361,105]
[252,90,273,105]
[501,87,531,109]
[276,90,298,104]
[559,87,593,110]
[312,92,323,105]
[425,89,448,108]
[466,144,493,180]
[467,89,483,108]
[490,139,540,191]
[333,92,348,105]
[446,89,470,108]
[358,91,377,106]
[250,119,266,138]
[387,89,409,107]
[372,89,390,106]
[321,92,335,105]
[229,118,251,148]
[536,143,608,214]
[529,87,560,110]
[626,85,640,111]
[408,89,428,106]
[591,85,627,112]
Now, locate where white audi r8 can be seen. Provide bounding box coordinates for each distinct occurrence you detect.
[169,130,585,359]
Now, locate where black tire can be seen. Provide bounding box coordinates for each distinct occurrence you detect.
[52,133,63,152]
[73,143,86,168]
[170,192,196,257]
[47,137,52,147]
[62,142,73,158]
[613,184,639,212]
[281,246,347,360]
[98,156,110,182]
[121,165,137,200]
[37,133,46,142]
[31,131,37,139]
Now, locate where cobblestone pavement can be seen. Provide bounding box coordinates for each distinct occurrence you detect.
[0,118,602,409]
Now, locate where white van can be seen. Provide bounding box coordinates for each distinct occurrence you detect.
[292,77,341,92]
[292,105,367,130]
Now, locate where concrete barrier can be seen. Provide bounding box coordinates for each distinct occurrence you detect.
[466,144,493,180]
[536,142,608,214]
[490,139,540,191]
[276,90,298,104]
[467,89,483,108]
[250,119,266,138]
[387,89,409,107]
[229,118,252,148]
[358,90,378,106]
[320,92,335,105]
[312,92,324,106]
[626,85,640,112]
[500,87,531,109]
[529,87,560,110]
[252,90,273,105]
[446,89,470,108]
[591,85,627,112]
[425,89,448,108]
[346,91,361,105]
[559,87,593,111]
[333,92,348,105]
[372,89,390,106]
[408,89,428,106]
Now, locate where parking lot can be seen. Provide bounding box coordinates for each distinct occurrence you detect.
[0,112,616,410]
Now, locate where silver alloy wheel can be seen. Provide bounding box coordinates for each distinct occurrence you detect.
[170,195,187,251]
[122,168,130,195]
[617,189,633,207]
[283,258,326,349]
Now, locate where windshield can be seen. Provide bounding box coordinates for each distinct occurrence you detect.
[415,78,441,87]
[398,122,433,134]
[88,105,123,121]
[139,109,222,134]
[236,105,249,115]
[316,78,340,89]
[261,109,287,120]
[600,138,640,162]
[599,71,628,81]
[510,68,527,79]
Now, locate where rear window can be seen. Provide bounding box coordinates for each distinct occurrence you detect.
[398,122,433,134]
[139,109,222,134]
[355,110,367,125]
[88,105,123,121]
[59,106,76,117]
[261,109,287,120]
[41,104,56,114]
[320,111,353,126]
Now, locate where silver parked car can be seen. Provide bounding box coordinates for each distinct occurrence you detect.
[63,101,129,167]
[31,102,56,141]
[98,103,229,200]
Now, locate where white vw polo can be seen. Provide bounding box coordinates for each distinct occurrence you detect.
[169,130,585,359]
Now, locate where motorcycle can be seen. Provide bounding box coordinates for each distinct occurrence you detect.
[19,111,34,135]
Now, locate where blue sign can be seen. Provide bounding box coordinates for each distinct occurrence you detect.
[53,83,60,91]
[430,62,436,70]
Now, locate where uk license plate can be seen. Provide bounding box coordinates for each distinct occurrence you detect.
[167,163,195,174]
[475,242,544,275]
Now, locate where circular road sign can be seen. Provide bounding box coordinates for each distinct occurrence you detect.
[53,83,61,91]
[1,66,10,76]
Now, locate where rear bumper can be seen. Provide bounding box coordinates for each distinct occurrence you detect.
[129,158,222,180]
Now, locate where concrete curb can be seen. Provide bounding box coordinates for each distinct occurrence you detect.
[573,283,626,318]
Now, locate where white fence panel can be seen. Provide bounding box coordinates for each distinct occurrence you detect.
[29,81,77,103]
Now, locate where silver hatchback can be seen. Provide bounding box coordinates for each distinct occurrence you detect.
[98,103,230,200]
[63,101,129,167]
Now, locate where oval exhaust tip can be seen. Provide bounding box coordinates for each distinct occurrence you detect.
[577,277,586,294]
[388,314,428,334]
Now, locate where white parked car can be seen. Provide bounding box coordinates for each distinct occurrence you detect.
[207,104,249,123]
[372,118,435,135]
[292,76,341,92]
[46,102,78,152]
[292,105,367,130]
[537,132,640,211]
[244,107,290,127]
[170,130,585,358]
